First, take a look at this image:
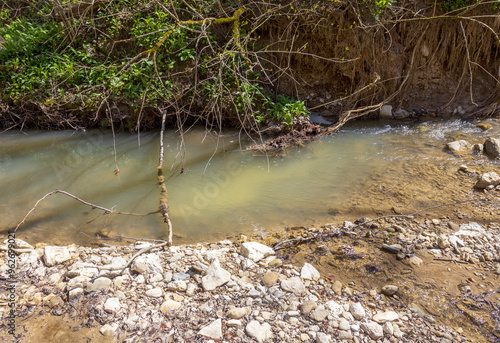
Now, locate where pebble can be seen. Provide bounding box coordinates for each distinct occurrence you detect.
[86,277,112,292]
[361,321,384,340]
[350,302,366,320]
[381,285,399,296]
[104,297,120,312]
[240,242,275,262]
[301,263,320,281]
[373,310,399,323]
[227,307,248,319]
[281,277,306,295]
[99,323,118,336]
[246,320,273,343]
[262,271,279,287]
[198,318,223,340]
[160,299,182,313]
[202,258,231,291]
[145,287,163,298]
[43,246,71,267]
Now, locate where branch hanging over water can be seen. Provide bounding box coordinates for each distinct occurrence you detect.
[158,111,173,246]
[14,189,158,233]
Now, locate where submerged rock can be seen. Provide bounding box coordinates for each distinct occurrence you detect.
[475,171,500,189]
[446,140,470,154]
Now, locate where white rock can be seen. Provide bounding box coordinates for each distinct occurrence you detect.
[325,300,343,318]
[484,137,500,159]
[373,310,399,323]
[449,235,464,248]
[245,320,273,343]
[43,246,71,267]
[132,253,163,274]
[86,277,112,292]
[281,277,306,295]
[160,300,182,313]
[476,171,500,189]
[383,322,394,335]
[240,242,275,262]
[438,235,450,249]
[198,318,222,340]
[145,288,163,298]
[456,222,486,237]
[104,297,120,312]
[361,321,384,340]
[393,323,404,338]
[99,323,118,336]
[167,280,187,292]
[316,332,332,343]
[202,258,231,291]
[301,263,320,281]
[350,302,366,320]
[227,319,242,327]
[447,140,470,154]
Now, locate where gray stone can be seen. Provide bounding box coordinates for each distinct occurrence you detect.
[86,277,112,292]
[495,264,500,275]
[339,318,350,331]
[167,280,187,292]
[405,255,423,267]
[301,263,320,281]
[262,272,279,287]
[172,272,190,281]
[245,320,273,343]
[380,105,393,119]
[447,140,470,154]
[381,285,399,296]
[227,307,248,319]
[145,287,163,298]
[202,258,231,291]
[332,281,342,294]
[316,332,332,343]
[373,310,399,323]
[484,137,500,159]
[227,319,242,327]
[437,235,450,249]
[99,323,118,336]
[104,297,120,312]
[393,323,404,338]
[350,302,365,320]
[281,277,306,295]
[198,318,222,340]
[240,242,275,262]
[43,246,71,267]
[475,171,500,189]
[68,287,84,301]
[131,253,163,275]
[160,300,182,313]
[393,109,410,119]
[310,305,329,322]
[301,300,318,314]
[338,330,353,340]
[383,322,394,336]
[325,300,343,317]
[360,321,384,340]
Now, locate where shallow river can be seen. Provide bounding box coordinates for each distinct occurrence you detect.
[1,119,499,245]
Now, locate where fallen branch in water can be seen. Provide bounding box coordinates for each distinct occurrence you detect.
[14,189,154,233]
[157,110,173,246]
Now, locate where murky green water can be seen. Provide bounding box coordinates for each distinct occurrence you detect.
[0,119,498,245]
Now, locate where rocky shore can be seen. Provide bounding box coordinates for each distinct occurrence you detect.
[1,216,499,342]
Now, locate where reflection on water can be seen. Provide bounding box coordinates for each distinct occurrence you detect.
[0,119,498,245]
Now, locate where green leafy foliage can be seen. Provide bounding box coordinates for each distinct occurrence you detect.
[266,94,309,126]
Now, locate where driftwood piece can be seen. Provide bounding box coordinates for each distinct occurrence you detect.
[158,111,173,246]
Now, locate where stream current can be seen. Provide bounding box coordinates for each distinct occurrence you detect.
[1,119,499,245]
